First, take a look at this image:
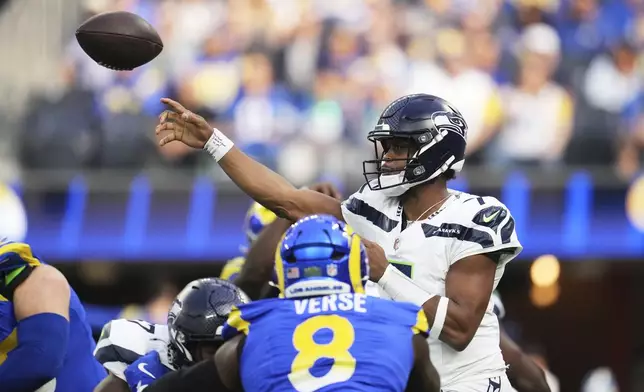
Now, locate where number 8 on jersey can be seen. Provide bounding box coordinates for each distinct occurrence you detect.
[289,315,356,391]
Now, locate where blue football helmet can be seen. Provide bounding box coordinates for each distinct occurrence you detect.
[273,214,369,299]
[363,93,468,197]
[240,201,278,252]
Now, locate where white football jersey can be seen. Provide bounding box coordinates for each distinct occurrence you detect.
[93,319,172,381]
[492,291,506,320]
[341,183,522,387]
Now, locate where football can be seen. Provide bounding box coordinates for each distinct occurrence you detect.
[75,11,163,71]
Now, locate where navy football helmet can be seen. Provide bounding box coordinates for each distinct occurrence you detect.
[363,94,468,197]
[273,214,368,299]
[166,278,249,368]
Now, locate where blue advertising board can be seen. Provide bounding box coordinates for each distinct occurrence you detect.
[11,170,644,261]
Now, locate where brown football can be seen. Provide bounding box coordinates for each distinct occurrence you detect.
[75,11,163,71]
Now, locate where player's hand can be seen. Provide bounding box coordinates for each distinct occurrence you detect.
[156,98,215,149]
[124,350,170,392]
[361,238,389,282]
[308,182,343,200]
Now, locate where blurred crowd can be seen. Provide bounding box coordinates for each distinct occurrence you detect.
[18,0,644,183]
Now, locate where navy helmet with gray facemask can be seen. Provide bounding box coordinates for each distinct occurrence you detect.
[362,94,468,197]
[166,278,249,369]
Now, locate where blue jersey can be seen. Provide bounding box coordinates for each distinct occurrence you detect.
[223,293,429,392]
[0,242,106,391]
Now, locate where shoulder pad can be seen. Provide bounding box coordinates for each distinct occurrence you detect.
[342,184,400,233]
[0,242,41,273]
[411,308,429,336]
[94,319,168,379]
[371,297,428,337]
[431,195,522,264]
[222,300,276,340]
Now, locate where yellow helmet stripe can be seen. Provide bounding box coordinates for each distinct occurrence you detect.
[345,225,365,294]
[274,233,288,298]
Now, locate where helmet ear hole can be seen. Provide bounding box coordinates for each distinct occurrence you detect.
[284,252,297,263]
[331,249,345,260]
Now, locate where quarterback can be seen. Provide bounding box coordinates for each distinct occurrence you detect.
[155,93,522,390]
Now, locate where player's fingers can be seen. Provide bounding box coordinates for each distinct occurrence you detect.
[155,122,176,135]
[161,111,183,124]
[161,98,188,114]
[361,238,374,247]
[159,132,177,146]
[181,111,207,127]
[326,185,342,199]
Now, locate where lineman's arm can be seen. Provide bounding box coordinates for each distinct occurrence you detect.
[235,182,343,300]
[500,328,551,392]
[142,335,244,392]
[0,264,71,392]
[93,374,129,392]
[406,334,440,392]
[234,218,292,300]
[155,99,342,222]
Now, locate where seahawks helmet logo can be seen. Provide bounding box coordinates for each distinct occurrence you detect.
[431,111,467,140]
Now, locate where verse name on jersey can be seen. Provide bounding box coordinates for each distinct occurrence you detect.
[294,293,367,315]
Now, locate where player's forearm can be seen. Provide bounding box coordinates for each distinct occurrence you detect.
[93,374,130,392]
[507,360,551,392]
[377,265,478,351]
[500,330,551,392]
[218,147,301,220]
[421,297,479,351]
[0,313,69,391]
[145,358,234,392]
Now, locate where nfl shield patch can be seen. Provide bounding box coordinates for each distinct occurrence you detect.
[326,263,338,277]
[287,267,300,279]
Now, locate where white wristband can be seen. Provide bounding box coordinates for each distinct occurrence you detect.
[204,128,234,162]
[429,296,449,339]
[377,264,434,307]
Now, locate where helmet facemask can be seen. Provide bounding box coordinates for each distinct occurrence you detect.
[363,126,442,197]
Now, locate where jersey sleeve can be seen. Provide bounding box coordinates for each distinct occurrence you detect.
[411,309,429,337]
[491,291,505,320]
[448,196,522,266]
[371,297,429,338]
[93,319,161,381]
[222,300,275,340]
[341,182,400,238]
[0,242,42,300]
[219,257,246,281]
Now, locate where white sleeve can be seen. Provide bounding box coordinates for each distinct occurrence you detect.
[93,319,159,381]
[341,182,399,240]
[448,197,522,266]
[492,291,506,319]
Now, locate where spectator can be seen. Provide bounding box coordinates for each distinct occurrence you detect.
[495,23,573,166]
[617,93,644,179]
[407,28,503,162]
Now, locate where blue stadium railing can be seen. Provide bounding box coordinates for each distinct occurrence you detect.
[12,168,644,261]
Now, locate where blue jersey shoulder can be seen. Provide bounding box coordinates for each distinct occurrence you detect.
[0,242,41,274]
